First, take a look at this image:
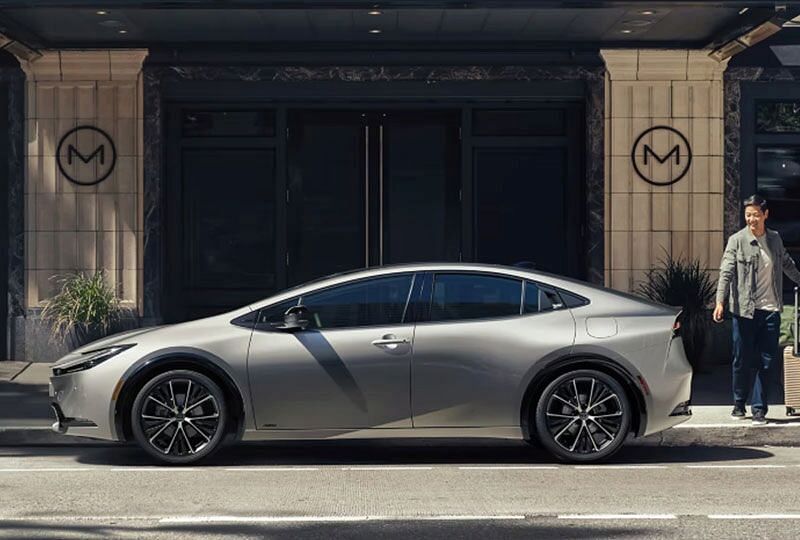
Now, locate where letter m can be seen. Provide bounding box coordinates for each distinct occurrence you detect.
[643,144,680,165]
[68,144,104,165]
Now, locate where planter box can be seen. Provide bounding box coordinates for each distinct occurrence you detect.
[21,312,140,363]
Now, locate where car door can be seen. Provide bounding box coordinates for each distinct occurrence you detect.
[411,272,576,428]
[247,273,416,430]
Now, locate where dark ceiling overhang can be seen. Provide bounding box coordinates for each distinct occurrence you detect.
[0,1,794,55]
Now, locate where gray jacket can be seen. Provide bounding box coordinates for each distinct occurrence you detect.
[716,226,800,318]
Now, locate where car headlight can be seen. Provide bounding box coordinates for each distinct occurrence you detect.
[52,344,136,376]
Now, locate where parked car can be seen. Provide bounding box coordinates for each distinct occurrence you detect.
[49,263,692,464]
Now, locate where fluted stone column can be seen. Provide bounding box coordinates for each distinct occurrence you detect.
[20,50,147,316]
[601,50,728,293]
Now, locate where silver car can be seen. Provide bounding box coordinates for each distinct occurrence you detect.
[49,263,692,464]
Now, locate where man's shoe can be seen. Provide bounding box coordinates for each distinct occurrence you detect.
[731,406,746,420]
[752,412,768,425]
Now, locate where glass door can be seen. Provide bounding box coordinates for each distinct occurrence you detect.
[287,111,367,285]
[287,110,461,285]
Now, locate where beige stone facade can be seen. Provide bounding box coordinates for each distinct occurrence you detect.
[601,49,728,294]
[21,50,147,313]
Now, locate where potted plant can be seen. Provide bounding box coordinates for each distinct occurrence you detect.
[636,253,716,371]
[41,270,123,351]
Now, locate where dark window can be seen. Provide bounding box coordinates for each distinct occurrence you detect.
[472,109,565,136]
[524,282,560,313]
[756,101,800,133]
[756,147,800,294]
[257,298,300,326]
[430,274,522,322]
[300,275,414,329]
[558,289,589,308]
[182,148,276,290]
[182,110,276,137]
[474,147,567,274]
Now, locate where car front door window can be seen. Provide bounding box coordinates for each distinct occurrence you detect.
[300,274,414,329]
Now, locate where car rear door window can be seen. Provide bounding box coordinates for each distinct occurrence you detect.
[429,273,522,322]
[300,274,414,329]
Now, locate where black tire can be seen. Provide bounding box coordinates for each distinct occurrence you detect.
[131,369,228,465]
[534,369,631,463]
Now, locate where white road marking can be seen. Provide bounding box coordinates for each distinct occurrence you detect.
[458,466,559,470]
[109,468,197,472]
[709,514,800,520]
[685,465,785,469]
[0,468,96,472]
[224,467,320,472]
[558,514,676,520]
[0,516,164,522]
[160,515,526,524]
[342,466,434,471]
[573,465,668,470]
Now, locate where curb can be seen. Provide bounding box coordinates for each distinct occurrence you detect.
[0,425,799,448]
[631,425,800,447]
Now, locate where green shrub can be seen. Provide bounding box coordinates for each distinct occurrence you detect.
[636,253,716,370]
[41,271,121,343]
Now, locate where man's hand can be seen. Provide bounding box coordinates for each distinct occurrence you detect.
[712,302,725,323]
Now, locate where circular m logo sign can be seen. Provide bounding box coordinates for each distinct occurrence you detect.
[630,126,692,187]
[56,126,117,186]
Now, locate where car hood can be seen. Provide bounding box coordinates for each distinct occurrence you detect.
[51,325,168,367]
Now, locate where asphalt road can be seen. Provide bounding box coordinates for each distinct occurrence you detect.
[1,441,800,538]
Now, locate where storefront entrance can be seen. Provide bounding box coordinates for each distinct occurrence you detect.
[164,102,583,322]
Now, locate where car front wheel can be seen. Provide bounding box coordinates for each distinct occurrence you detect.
[131,369,227,465]
[534,369,631,463]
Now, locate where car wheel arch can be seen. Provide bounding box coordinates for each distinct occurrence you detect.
[115,353,246,444]
[519,355,647,442]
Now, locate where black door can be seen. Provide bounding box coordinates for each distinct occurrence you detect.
[165,108,283,322]
[470,106,583,276]
[287,110,461,285]
[0,83,7,358]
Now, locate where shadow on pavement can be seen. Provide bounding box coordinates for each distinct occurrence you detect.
[0,520,652,539]
[0,439,772,467]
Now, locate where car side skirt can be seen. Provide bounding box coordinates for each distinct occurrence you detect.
[241,427,524,441]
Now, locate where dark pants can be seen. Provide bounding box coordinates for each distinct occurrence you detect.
[732,310,781,414]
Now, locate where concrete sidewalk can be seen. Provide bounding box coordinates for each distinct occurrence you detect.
[1,361,799,447]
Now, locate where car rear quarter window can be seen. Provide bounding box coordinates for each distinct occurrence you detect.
[300,274,414,329]
[430,273,522,322]
[524,281,559,313]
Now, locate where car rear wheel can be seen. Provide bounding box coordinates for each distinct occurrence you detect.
[131,370,227,465]
[534,369,631,463]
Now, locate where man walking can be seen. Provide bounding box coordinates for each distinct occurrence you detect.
[713,195,800,424]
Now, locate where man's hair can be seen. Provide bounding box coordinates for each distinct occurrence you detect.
[742,194,768,212]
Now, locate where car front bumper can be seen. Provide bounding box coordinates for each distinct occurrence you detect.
[49,361,126,442]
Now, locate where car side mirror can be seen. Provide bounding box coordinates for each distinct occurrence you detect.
[279,305,311,332]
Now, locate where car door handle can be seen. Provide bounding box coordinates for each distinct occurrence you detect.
[371,336,410,347]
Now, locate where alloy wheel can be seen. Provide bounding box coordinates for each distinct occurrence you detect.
[543,375,625,455]
[138,377,221,457]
